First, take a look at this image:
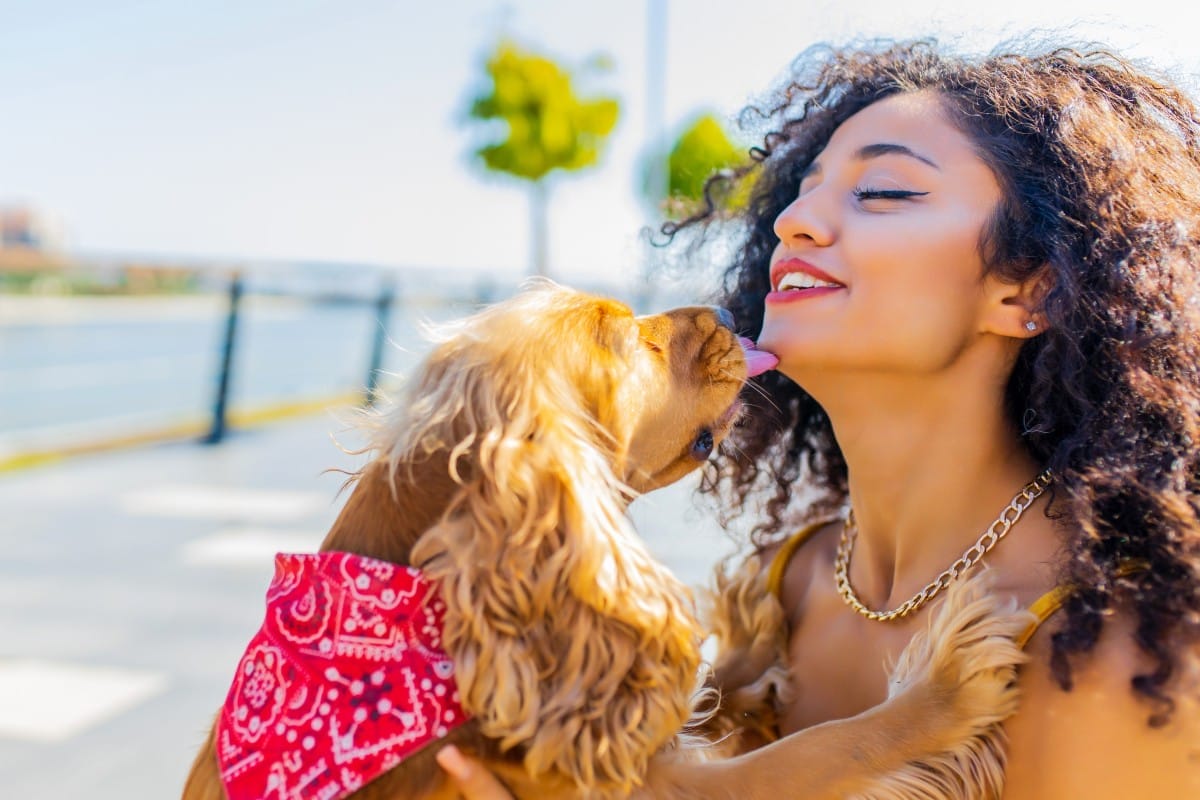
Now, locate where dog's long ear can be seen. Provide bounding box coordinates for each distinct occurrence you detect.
[405,294,703,794]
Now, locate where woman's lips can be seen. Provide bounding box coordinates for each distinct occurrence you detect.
[765,285,844,304]
[739,336,779,377]
[770,257,845,292]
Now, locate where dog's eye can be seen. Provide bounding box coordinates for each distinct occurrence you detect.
[690,429,715,460]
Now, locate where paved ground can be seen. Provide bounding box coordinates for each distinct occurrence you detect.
[0,411,738,799]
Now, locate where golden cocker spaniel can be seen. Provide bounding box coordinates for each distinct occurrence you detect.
[182,281,1030,800]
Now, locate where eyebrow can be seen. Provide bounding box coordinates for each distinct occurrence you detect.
[856,142,940,169]
[800,142,941,180]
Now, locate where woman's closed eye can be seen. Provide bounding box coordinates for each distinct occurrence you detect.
[852,186,930,202]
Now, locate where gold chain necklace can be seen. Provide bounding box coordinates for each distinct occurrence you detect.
[834,469,1053,622]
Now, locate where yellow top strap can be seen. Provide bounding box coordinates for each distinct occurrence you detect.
[1015,560,1150,649]
[1016,585,1071,648]
[766,520,833,600]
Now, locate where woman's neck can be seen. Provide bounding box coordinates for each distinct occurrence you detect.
[800,358,1046,611]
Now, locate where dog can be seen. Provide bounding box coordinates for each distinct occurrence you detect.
[183,281,1030,800]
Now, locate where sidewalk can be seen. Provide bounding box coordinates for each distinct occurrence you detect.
[0,411,738,798]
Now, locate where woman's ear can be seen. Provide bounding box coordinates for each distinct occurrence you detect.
[980,268,1051,339]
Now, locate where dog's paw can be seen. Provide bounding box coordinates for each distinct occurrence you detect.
[888,570,1032,746]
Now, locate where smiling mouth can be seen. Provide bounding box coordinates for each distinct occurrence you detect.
[766,281,844,304]
[775,273,844,292]
[769,257,847,293]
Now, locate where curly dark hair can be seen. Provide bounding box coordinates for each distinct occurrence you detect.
[670,39,1200,725]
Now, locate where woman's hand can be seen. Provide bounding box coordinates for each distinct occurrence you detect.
[436,746,516,800]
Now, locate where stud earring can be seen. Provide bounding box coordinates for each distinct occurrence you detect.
[1025,321,1037,331]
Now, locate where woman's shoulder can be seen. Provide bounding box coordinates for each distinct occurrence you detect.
[1002,607,1200,798]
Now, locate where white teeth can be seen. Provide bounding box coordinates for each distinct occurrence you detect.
[777,272,840,291]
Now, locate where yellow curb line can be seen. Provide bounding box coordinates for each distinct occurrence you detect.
[0,391,365,474]
[226,392,363,427]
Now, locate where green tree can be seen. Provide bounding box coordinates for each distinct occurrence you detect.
[645,111,753,221]
[465,41,619,277]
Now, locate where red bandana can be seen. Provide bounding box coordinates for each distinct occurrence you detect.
[216,552,470,800]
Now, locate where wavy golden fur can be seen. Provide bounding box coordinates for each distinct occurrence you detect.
[392,284,726,790]
[183,281,1034,800]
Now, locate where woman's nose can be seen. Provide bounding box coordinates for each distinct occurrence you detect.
[773,190,834,246]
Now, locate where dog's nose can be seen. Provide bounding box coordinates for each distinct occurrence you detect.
[711,306,736,331]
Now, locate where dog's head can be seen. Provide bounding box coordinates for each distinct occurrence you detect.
[374,280,746,793]
[382,278,745,496]
[616,296,747,494]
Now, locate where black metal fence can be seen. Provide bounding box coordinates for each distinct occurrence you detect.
[202,272,399,444]
[0,259,700,467]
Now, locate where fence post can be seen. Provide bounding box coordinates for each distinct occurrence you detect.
[364,279,397,407]
[204,271,244,444]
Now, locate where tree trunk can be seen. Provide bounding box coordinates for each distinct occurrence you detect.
[530,179,549,278]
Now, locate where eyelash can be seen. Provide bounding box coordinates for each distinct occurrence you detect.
[852,186,929,201]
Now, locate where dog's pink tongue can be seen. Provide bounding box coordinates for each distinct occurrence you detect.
[739,336,779,377]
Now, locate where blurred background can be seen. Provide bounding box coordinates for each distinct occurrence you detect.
[3,1,1199,796]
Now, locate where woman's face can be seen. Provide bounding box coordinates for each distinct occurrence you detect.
[758,91,1005,380]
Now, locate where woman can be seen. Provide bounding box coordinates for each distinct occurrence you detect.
[444,39,1200,797]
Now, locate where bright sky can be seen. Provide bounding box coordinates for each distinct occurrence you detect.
[3,0,1199,289]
